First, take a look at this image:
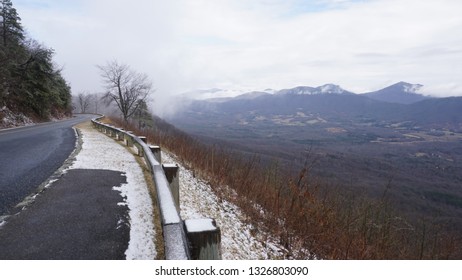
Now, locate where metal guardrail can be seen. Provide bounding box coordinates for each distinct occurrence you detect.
[91,116,190,260]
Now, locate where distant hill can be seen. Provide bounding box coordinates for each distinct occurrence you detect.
[363,82,431,104]
[404,96,462,128]
[181,88,274,101]
[234,91,271,100]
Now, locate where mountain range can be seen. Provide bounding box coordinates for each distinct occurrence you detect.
[186,81,432,104]
[173,81,461,131]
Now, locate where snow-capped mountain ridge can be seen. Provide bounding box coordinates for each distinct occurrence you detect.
[182,82,435,104]
[277,84,353,95]
[363,82,429,104]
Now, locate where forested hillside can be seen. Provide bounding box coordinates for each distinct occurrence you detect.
[0,0,72,128]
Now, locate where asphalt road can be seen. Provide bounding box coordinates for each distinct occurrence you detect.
[0,114,95,216]
[0,169,129,259]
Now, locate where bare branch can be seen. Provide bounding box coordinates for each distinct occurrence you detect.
[97,60,152,122]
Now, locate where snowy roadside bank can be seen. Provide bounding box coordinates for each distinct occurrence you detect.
[0,107,35,129]
[161,152,286,260]
[71,122,157,260]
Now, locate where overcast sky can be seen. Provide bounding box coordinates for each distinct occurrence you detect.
[14,0,462,110]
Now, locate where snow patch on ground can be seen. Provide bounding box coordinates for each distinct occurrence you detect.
[162,151,286,260]
[70,124,156,260]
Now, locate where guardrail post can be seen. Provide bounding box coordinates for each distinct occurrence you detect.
[136,136,147,157]
[136,143,143,157]
[185,218,222,260]
[162,163,179,212]
[150,145,161,163]
[116,129,124,141]
[125,132,134,147]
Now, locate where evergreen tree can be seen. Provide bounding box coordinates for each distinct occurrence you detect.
[0,0,26,107]
[0,0,24,47]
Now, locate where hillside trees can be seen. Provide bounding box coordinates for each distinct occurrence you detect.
[0,0,72,123]
[98,60,152,123]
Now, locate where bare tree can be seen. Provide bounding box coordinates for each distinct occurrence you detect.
[89,93,100,114]
[97,60,152,123]
[77,91,92,113]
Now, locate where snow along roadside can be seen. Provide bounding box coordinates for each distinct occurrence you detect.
[162,151,286,260]
[70,122,156,260]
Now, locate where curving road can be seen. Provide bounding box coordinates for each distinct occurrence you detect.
[0,114,95,216]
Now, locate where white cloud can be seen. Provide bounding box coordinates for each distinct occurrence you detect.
[14,0,462,112]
